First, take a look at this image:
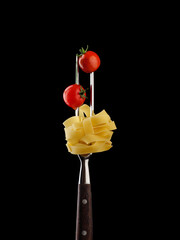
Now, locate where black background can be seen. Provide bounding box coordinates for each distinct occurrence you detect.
[2,4,175,238]
[7,17,163,238]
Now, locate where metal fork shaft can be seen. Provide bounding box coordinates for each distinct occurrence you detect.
[90,72,94,116]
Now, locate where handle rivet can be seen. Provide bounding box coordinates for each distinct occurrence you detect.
[82,199,87,205]
[82,230,87,236]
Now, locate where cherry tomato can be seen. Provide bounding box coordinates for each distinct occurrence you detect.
[63,84,87,110]
[78,46,100,73]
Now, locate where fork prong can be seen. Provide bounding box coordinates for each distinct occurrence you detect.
[90,72,94,116]
[75,55,79,116]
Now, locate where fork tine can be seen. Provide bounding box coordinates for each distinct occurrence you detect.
[90,72,94,116]
[75,55,79,116]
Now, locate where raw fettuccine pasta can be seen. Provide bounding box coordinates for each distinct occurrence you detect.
[63,104,117,155]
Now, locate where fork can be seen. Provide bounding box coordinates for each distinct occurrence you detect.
[75,55,94,240]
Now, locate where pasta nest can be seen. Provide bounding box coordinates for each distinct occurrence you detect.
[63,104,117,155]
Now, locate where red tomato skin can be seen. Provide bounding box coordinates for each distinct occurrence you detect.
[63,84,86,110]
[79,51,101,73]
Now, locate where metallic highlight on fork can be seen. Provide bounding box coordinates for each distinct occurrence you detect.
[78,154,91,184]
[75,55,79,117]
[90,72,94,116]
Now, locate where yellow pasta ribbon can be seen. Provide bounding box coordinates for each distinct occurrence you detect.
[63,104,117,155]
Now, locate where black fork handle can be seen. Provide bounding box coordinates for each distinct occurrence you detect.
[75,184,93,240]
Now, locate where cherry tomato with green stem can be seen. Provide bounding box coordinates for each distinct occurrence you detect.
[78,46,101,73]
[63,84,87,110]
